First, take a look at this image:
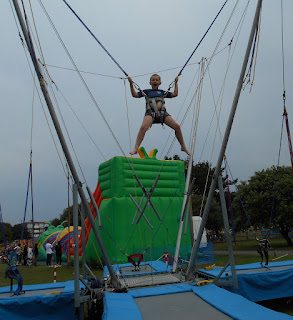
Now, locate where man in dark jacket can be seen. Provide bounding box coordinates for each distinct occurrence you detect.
[55,241,62,266]
[33,243,39,266]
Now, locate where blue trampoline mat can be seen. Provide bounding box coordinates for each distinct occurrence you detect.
[103,260,172,278]
[200,260,293,302]
[200,260,293,278]
[0,280,85,320]
[103,282,292,320]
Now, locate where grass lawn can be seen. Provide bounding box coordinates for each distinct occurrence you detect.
[1,232,293,288]
[0,263,103,288]
[214,253,293,267]
[213,233,293,252]
[1,254,292,288]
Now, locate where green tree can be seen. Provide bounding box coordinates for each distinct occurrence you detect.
[164,159,225,232]
[233,166,293,246]
[191,162,215,196]
[12,223,31,241]
[0,223,13,244]
[52,204,83,228]
[191,194,223,232]
[50,217,61,227]
[164,154,184,161]
[190,161,225,232]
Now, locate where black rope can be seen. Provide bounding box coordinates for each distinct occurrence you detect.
[177,0,229,77]
[270,117,285,225]
[62,0,128,77]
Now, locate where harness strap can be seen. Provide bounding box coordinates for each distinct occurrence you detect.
[145,96,166,125]
[128,253,144,271]
[151,98,159,116]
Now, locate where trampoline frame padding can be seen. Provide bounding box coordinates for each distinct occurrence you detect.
[103,282,291,320]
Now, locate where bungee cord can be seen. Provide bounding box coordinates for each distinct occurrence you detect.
[44,42,231,82]
[178,0,229,77]
[123,79,132,152]
[50,83,106,162]
[60,0,228,107]
[159,0,242,166]
[280,0,293,173]
[46,73,89,184]
[243,2,262,91]
[38,0,123,156]
[10,0,71,181]
[28,0,55,84]
[61,0,230,101]
[269,118,285,225]
[62,0,128,77]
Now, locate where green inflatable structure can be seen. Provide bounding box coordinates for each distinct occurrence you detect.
[85,147,192,265]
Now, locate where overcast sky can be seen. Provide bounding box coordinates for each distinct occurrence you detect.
[1,0,292,225]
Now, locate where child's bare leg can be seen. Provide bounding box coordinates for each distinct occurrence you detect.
[164,116,191,156]
[130,116,153,155]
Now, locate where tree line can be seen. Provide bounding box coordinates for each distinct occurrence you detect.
[3,158,290,247]
[0,223,31,243]
[165,156,293,246]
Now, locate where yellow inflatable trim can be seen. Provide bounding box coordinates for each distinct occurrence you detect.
[196,280,214,286]
[205,264,215,271]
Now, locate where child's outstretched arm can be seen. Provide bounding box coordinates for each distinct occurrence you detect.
[128,77,140,98]
[171,76,179,97]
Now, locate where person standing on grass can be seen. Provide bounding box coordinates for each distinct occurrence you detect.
[55,241,62,266]
[23,245,28,266]
[27,245,33,267]
[45,242,53,267]
[14,243,22,265]
[33,243,39,266]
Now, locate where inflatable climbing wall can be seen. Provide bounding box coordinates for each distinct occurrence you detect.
[85,147,192,264]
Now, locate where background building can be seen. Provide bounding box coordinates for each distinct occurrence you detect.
[25,221,47,240]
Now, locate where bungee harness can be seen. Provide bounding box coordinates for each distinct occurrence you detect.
[128,253,144,271]
[137,86,173,126]
[145,96,166,125]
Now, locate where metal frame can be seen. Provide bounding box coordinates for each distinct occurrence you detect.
[12,0,120,290]
[187,0,263,282]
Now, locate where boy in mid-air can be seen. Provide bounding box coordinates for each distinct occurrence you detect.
[128,74,191,156]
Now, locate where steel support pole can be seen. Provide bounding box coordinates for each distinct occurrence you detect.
[218,176,238,289]
[187,0,263,280]
[173,58,205,272]
[81,203,87,279]
[73,184,80,311]
[12,0,120,288]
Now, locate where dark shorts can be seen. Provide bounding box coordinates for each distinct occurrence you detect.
[145,109,171,124]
